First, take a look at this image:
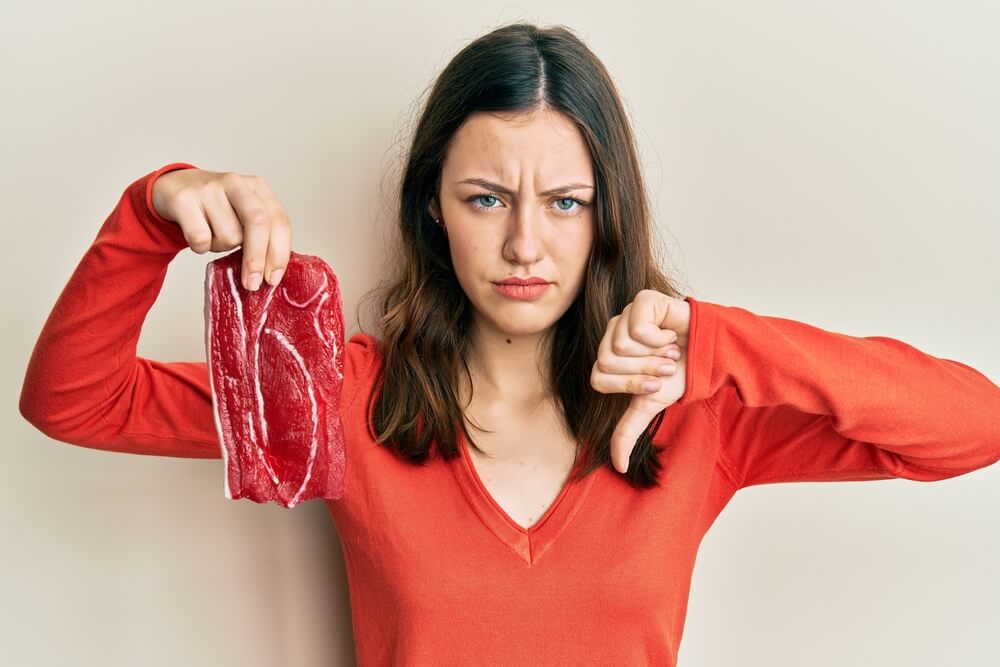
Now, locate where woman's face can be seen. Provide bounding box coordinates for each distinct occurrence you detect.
[431,109,596,340]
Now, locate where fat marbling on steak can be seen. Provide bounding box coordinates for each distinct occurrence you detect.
[204,248,347,508]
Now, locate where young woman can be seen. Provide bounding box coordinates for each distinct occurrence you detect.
[19,22,1000,666]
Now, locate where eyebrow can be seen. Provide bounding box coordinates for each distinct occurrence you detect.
[456,177,595,197]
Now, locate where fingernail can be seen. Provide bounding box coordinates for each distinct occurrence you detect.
[247,272,262,291]
[269,268,284,285]
[658,365,674,376]
[642,380,660,391]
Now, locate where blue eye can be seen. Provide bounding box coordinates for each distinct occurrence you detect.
[467,193,590,215]
[554,198,581,212]
[470,194,501,210]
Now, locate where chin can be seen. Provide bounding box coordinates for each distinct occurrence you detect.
[476,302,566,338]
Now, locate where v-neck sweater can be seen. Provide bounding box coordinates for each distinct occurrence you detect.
[19,163,1000,666]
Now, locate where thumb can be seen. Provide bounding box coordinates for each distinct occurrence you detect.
[611,395,666,474]
[657,295,690,338]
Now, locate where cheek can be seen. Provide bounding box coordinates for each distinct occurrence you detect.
[565,226,594,272]
[559,231,593,295]
[448,235,485,281]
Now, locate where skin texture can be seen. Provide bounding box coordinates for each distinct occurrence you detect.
[428,108,596,415]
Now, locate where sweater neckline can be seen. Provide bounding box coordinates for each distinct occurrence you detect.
[449,426,598,566]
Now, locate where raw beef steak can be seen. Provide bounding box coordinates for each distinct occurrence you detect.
[204,248,347,508]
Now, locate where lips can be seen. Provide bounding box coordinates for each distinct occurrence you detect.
[494,278,551,286]
[492,281,551,300]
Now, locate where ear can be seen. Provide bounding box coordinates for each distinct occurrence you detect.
[427,197,441,221]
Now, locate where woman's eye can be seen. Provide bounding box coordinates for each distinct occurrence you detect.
[467,194,588,214]
[554,198,581,213]
[470,194,501,210]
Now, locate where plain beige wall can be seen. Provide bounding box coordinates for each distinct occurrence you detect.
[4,1,999,665]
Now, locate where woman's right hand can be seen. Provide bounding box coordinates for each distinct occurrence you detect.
[151,169,291,290]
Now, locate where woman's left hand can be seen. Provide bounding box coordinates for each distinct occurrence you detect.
[590,290,691,474]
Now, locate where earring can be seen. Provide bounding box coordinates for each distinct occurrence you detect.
[435,217,447,235]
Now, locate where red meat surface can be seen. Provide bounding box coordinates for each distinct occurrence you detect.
[204,248,347,507]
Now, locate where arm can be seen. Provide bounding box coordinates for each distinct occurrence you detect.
[676,296,1000,489]
[17,162,227,456]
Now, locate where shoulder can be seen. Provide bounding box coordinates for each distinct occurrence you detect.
[343,332,384,408]
[345,330,383,371]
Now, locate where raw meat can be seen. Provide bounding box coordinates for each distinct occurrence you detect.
[204,248,347,508]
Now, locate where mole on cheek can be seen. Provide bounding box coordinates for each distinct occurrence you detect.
[505,338,512,344]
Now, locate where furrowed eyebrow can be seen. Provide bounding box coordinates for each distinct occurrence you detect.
[457,178,595,197]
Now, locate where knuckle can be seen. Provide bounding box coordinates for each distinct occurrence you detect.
[243,211,269,228]
[634,376,656,393]
[188,235,212,255]
[187,229,212,248]
[220,171,244,188]
[654,360,674,374]
[218,230,243,247]
[269,215,291,233]
[175,189,199,211]
[244,254,265,270]
[205,181,230,203]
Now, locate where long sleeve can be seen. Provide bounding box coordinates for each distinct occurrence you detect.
[676,295,1000,489]
[17,162,225,456]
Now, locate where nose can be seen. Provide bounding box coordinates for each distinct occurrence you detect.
[503,203,545,265]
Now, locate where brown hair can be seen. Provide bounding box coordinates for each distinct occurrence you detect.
[358,21,688,489]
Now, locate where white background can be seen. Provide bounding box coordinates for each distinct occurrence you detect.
[4,1,998,665]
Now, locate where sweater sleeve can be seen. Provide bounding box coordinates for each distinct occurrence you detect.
[18,163,374,460]
[675,296,1000,489]
[17,162,221,456]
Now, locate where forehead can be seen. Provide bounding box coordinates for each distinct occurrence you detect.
[442,109,593,178]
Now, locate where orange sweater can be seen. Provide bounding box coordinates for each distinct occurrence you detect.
[20,163,1000,665]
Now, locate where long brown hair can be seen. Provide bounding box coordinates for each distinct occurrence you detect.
[357,21,688,489]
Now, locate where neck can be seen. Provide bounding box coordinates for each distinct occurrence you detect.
[460,321,554,416]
